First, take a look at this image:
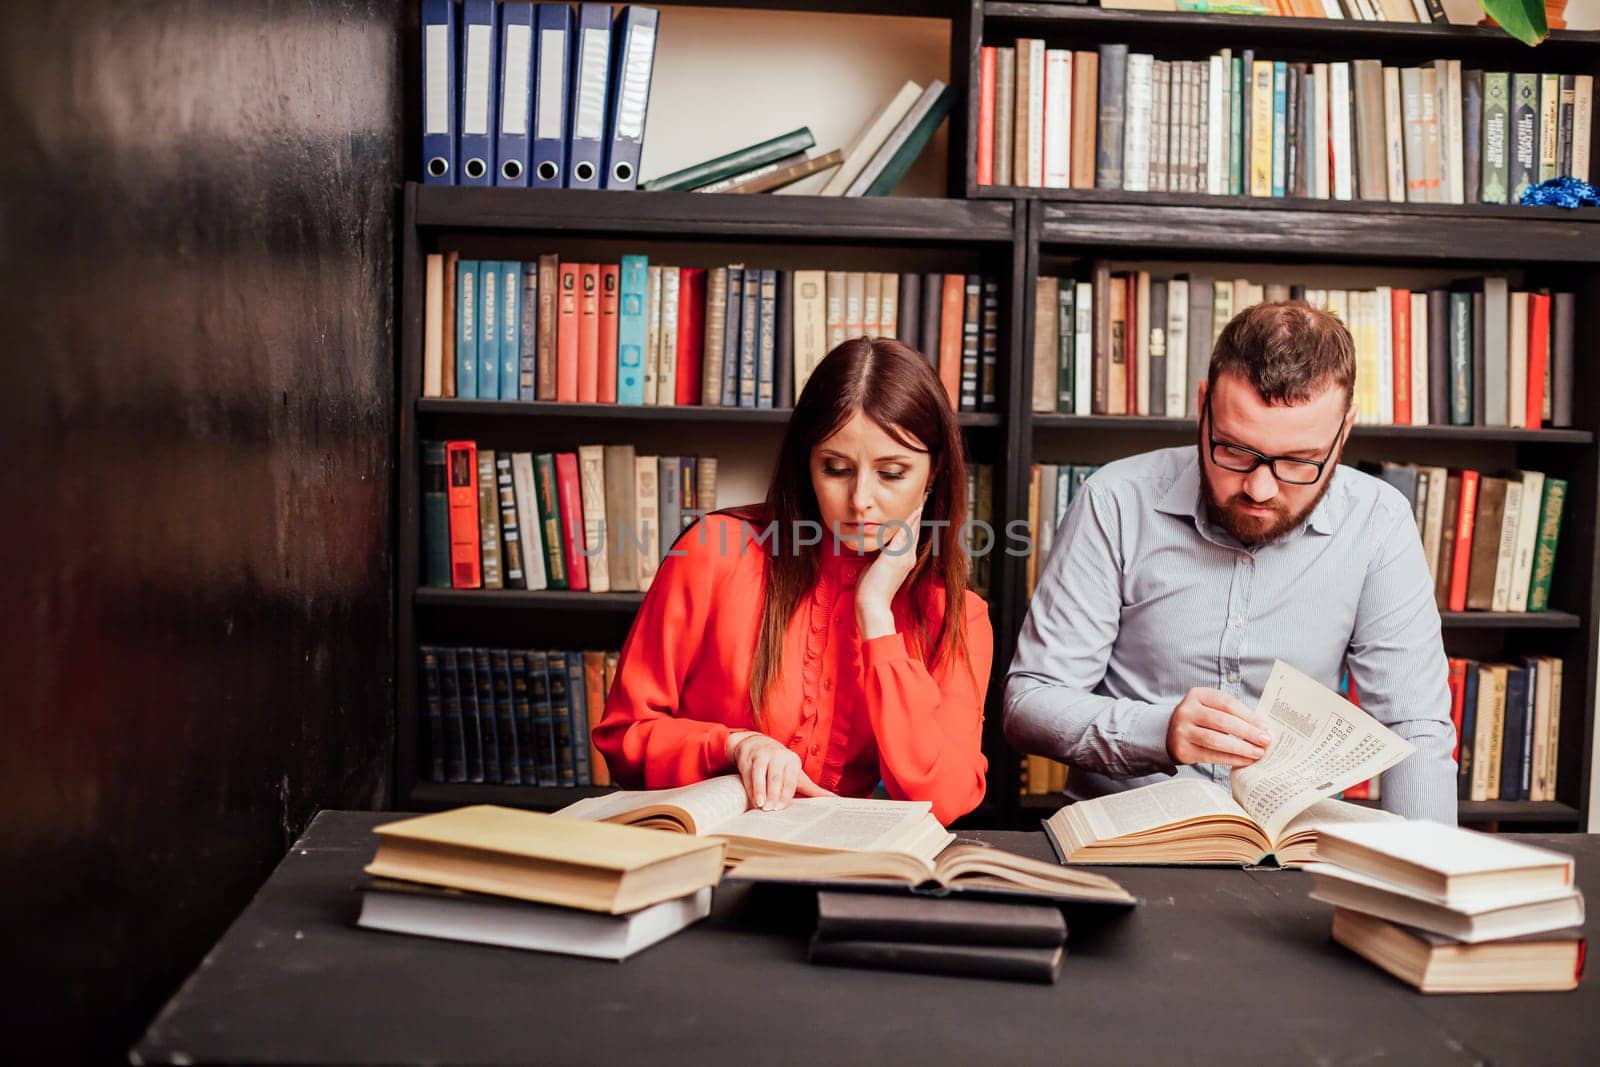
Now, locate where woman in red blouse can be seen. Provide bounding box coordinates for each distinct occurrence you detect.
[593,337,992,826]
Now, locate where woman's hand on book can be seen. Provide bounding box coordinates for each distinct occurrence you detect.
[855,507,923,639]
[1166,688,1274,768]
[726,731,835,811]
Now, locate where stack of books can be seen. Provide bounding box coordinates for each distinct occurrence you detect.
[1308,821,1587,993]
[358,806,724,960]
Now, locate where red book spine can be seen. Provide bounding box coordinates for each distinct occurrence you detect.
[598,264,620,404]
[1446,657,1467,762]
[939,274,964,406]
[1525,292,1550,429]
[554,451,589,590]
[675,267,707,406]
[1391,288,1411,425]
[557,264,579,402]
[1447,469,1479,613]
[445,440,481,589]
[977,46,996,187]
[577,263,600,403]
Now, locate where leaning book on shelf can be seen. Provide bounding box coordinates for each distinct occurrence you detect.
[555,774,954,864]
[1044,660,1415,867]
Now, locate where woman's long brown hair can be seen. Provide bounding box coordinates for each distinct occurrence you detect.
[726,337,973,720]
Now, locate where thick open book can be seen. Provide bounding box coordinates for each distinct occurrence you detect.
[555,775,954,864]
[724,842,1137,908]
[1044,661,1416,867]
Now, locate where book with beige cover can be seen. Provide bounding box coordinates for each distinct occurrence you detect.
[1312,821,1577,905]
[364,805,724,915]
[556,774,954,864]
[1331,909,1585,994]
[1044,661,1416,867]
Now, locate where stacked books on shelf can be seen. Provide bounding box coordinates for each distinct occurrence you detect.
[1023,463,1100,600]
[643,79,954,195]
[359,806,723,960]
[423,254,1005,412]
[1031,267,1576,427]
[1449,654,1567,803]
[418,644,617,787]
[422,439,717,593]
[420,2,661,189]
[978,40,1594,201]
[1307,821,1586,992]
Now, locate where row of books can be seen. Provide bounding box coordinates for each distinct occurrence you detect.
[1309,823,1584,993]
[979,42,1595,201]
[422,253,1006,412]
[1030,270,1577,429]
[418,644,616,787]
[423,440,718,593]
[1023,463,1099,600]
[420,2,660,188]
[1447,655,1565,803]
[1095,0,1450,18]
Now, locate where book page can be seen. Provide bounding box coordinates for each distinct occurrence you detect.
[1068,779,1251,843]
[553,776,752,835]
[715,797,936,855]
[1231,661,1416,843]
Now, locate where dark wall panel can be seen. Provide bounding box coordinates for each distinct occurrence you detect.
[0,2,403,1060]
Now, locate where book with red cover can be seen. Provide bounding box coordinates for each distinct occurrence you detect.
[577,264,600,403]
[1392,288,1412,425]
[554,451,589,591]
[1447,469,1480,612]
[598,264,620,404]
[445,440,481,589]
[977,46,996,186]
[675,267,707,406]
[1525,292,1550,429]
[557,263,580,403]
[939,274,964,407]
[1446,657,1467,762]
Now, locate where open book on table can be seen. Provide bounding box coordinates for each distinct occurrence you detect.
[555,775,955,864]
[1044,661,1416,868]
[724,841,1137,909]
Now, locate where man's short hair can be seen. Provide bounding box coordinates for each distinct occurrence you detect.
[1207,301,1355,407]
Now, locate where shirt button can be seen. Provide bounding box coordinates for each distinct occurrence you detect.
[1227,670,1239,684]
[1231,617,1243,629]
[811,744,821,756]
[823,679,833,691]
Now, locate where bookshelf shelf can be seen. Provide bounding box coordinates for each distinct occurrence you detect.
[408,781,615,813]
[416,398,1003,427]
[1031,413,1593,445]
[417,588,645,612]
[413,186,1016,244]
[1015,793,1584,825]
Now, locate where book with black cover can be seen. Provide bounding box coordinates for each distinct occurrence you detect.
[814,890,1066,948]
[809,937,1064,983]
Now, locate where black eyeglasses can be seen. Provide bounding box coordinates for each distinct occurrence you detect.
[1204,394,1346,486]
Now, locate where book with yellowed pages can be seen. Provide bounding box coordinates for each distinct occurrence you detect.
[724,842,1137,909]
[1331,908,1586,993]
[1043,661,1417,867]
[554,775,954,864]
[364,805,724,915]
[1313,821,1577,906]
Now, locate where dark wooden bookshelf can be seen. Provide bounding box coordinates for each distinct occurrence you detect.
[408,781,616,813]
[395,4,1598,834]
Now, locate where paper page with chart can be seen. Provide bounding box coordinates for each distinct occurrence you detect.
[1231,661,1416,843]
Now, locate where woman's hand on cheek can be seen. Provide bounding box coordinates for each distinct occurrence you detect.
[855,506,922,639]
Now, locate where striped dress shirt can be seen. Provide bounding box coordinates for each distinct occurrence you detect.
[1004,445,1458,824]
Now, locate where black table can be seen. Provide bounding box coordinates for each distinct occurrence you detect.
[133,812,1597,1065]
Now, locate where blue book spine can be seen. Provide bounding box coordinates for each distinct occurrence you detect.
[721,268,742,408]
[531,2,571,188]
[519,262,538,401]
[756,269,777,409]
[617,254,649,404]
[421,0,457,184]
[458,0,500,185]
[602,6,658,189]
[1457,662,1479,800]
[565,4,613,189]
[501,261,520,400]
[494,0,534,184]
[455,259,478,400]
[478,261,500,400]
[1271,61,1287,198]
[738,268,759,408]
[567,652,591,786]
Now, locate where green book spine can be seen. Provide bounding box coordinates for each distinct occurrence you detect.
[1526,478,1566,612]
[533,452,568,589]
[1056,283,1074,413]
[1230,58,1244,196]
[1482,72,1509,204]
[1448,292,1472,426]
[421,440,452,588]
[1511,73,1538,201]
[642,127,816,191]
[864,87,957,197]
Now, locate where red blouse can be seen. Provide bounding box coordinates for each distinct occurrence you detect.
[593,509,992,825]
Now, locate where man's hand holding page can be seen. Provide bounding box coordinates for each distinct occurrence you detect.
[1166,687,1275,768]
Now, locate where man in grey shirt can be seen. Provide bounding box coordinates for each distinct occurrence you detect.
[1005,302,1457,824]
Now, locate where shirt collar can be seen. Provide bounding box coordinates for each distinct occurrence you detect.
[819,542,869,588]
[1155,449,1345,541]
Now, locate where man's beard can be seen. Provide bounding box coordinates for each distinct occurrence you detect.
[1199,450,1336,546]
